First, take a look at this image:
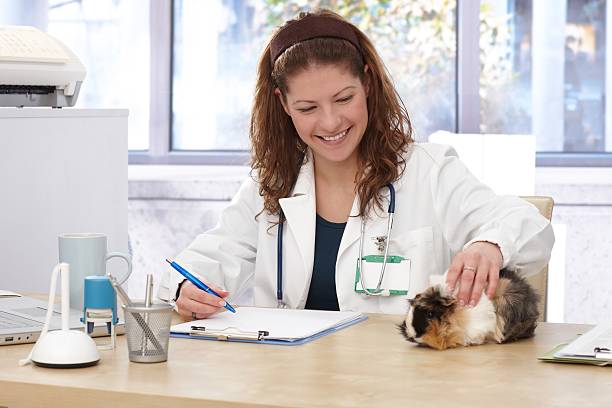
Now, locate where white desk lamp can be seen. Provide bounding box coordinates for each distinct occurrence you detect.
[20,263,99,367]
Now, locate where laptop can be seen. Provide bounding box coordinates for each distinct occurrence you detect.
[0,292,124,346]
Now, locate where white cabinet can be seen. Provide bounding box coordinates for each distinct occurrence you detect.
[0,108,128,293]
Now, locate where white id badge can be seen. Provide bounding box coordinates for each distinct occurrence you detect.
[354,255,411,296]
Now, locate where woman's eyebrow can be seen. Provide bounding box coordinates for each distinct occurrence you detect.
[292,86,357,105]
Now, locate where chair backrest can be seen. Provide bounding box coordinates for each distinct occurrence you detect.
[520,196,554,322]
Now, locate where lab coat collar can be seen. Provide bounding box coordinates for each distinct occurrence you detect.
[337,196,361,259]
[278,150,316,306]
[289,150,315,196]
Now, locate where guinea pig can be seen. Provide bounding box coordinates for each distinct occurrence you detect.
[399,269,539,350]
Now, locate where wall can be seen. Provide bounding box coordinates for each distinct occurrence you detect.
[128,166,612,324]
[535,168,612,324]
[128,165,248,299]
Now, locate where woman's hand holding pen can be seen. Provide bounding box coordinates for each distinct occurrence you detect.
[176,281,230,320]
[445,241,503,308]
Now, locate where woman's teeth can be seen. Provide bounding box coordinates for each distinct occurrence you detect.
[321,128,349,141]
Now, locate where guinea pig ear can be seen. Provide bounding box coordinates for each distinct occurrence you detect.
[440,295,457,308]
[435,282,455,298]
[430,284,447,299]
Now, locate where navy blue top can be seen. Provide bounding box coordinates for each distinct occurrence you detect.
[305,214,346,311]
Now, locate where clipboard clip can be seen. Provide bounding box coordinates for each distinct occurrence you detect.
[594,346,611,359]
[190,326,270,341]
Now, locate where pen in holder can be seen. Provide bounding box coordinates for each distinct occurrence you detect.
[141,274,154,356]
[108,272,172,363]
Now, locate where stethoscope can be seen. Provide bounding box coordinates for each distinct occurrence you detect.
[276,183,396,308]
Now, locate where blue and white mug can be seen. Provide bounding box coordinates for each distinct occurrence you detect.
[59,233,131,310]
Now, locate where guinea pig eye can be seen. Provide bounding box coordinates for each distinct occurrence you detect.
[426,311,434,319]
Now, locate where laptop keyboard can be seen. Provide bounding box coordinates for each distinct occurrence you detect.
[12,307,50,318]
[0,310,43,329]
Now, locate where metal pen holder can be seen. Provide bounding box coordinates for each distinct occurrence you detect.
[123,302,173,363]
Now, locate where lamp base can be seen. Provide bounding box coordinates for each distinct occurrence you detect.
[31,330,100,368]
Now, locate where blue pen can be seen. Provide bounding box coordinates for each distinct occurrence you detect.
[165,259,236,313]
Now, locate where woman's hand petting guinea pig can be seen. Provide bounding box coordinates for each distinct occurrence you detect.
[175,281,230,321]
[445,241,503,308]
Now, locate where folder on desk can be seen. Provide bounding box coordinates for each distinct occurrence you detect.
[539,322,612,366]
[170,307,367,345]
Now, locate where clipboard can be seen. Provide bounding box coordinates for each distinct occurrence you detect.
[170,307,367,346]
[539,322,612,366]
[539,342,612,367]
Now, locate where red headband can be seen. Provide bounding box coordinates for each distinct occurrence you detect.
[269,14,361,65]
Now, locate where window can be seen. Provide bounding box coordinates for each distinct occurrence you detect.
[2,0,610,165]
[480,0,610,163]
[171,0,456,151]
[171,0,258,150]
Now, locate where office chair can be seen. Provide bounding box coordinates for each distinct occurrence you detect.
[520,196,554,322]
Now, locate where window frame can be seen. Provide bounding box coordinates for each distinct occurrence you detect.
[129,0,612,167]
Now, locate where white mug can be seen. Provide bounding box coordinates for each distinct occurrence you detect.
[58,233,131,311]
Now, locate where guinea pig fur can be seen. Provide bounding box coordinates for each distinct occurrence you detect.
[399,269,540,350]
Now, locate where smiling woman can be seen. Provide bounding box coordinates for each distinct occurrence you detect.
[159,8,554,320]
[253,11,413,222]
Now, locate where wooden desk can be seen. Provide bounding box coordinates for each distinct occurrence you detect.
[0,315,610,408]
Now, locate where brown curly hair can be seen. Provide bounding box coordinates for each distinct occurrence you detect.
[250,9,413,220]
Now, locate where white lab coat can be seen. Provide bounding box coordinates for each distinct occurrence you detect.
[159,143,554,314]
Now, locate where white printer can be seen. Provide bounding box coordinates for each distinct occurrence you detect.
[0,25,86,107]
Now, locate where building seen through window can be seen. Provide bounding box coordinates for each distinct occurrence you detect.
[480,0,608,153]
